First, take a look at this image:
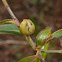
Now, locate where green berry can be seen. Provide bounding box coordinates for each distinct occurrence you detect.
[19,19,35,35]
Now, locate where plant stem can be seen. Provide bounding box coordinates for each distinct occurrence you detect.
[2,0,20,26]
[25,35,36,50]
[41,50,62,53]
[36,50,45,62]
[2,0,36,50]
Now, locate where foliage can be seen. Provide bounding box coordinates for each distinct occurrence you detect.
[18,56,36,62]
[51,29,62,39]
[0,24,21,35]
[0,19,62,62]
[1,0,62,62]
[36,28,51,46]
[41,43,49,58]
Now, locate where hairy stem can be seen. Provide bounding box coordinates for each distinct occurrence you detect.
[25,35,36,50]
[41,50,62,53]
[2,0,20,26]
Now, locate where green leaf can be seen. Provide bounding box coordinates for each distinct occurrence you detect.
[0,24,21,35]
[36,28,51,46]
[51,29,62,39]
[35,58,41,62]
[41,43,49,59]
[0,19,15,24]
[18,56,35,62]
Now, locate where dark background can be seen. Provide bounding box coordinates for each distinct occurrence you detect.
[0,0,62,62]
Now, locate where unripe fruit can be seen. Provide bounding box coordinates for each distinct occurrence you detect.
[19,19,35,35]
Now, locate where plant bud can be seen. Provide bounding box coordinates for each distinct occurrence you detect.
[19,19,35,35]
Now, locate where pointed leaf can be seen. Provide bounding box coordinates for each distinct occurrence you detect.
[36,28,51,46]
[0,24,21,35]
[0,19,15,24]
[18,56,35,62]
[51,29,62,39]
